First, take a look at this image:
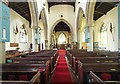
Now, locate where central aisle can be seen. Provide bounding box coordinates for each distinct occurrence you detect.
[51,49,73,84]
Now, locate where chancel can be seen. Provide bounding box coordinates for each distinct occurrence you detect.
[0,0,120,84]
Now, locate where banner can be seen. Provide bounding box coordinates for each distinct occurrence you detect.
[118,4,120,39]
[0,2,10,42]
[85,27,88,43]
[37,28,40,44]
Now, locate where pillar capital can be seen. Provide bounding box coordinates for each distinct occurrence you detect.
[31,26,40,29]
[86,26,94,28]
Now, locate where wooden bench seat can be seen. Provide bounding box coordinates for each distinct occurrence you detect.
[89,71,120,84]
[73,57,119,72]
[66,50,120,84]
[1,62,50,84]
[77,61,120,84]
[3,50,59,84]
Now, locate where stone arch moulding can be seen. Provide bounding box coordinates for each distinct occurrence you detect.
[58,32,67,38]
[76,7,85,42]
[50,19,74,45]
[51,19,74,39]
[85,0,96,26]
[39,7,48,40]
[77,7,85,30]
[56,31,70,44]
[98,22,104,32]
[28,1,39,28]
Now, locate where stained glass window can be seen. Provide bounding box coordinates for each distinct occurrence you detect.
[58,33,66,44]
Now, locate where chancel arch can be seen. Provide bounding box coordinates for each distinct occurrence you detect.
[50,19,73,48]
[50,20,72,49]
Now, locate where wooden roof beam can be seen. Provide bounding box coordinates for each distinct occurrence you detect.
[95,10,106,15]
[96,2,103,10]
[47,0,76,2]
[106,2,118,7]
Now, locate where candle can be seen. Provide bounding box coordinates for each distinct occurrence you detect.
[1,27,7,40]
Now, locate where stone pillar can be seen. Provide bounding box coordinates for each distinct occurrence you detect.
[87,26,93,51]
[79,30,82,49]
[32,28,37,52]
[0,42,6,63]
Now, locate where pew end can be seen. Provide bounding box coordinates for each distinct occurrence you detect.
[89,71,104,84]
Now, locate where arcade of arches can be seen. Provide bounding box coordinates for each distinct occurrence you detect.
[0,0,120,83]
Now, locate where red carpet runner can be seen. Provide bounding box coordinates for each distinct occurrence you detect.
[51,49,73,84]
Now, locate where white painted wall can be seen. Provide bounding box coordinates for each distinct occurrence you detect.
[39,19,45,50]
[77,0,88,14]
[94,7,118,51]
[48,5,76,47]
[37,0,44,15]
[5,9,32,51]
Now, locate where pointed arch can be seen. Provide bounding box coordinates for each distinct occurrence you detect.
[50,19,73,40]
[28,1,39,28]
[58,32,67,38]
[39,7,48,40]
[85,0,96,26]
[77,7,85,30]
[58,32,66,44]
[49,19,73,47]
[76,7,86,42]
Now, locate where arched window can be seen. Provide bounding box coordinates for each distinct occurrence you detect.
[58,33,66,44]
[100,23,107,45]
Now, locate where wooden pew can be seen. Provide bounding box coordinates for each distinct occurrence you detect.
[66,50,119,72]
[0,71,41,84]
[3,50,59,84]
[1,71,40,84]
[9,51,58,76]
[26,50,57,56]
[10,57,53,72]
[89,71,120,84]
[7,50,58,66]
[6,50,57,62]
[89,71,105,84]
[6,50,19,58]
[73,56,119,72]
[15,55,56,69]
[77,61,120,84]
[75,57,119,64]
[2,62,50,83]
[66,50,120,84]
[1,62,50,84]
